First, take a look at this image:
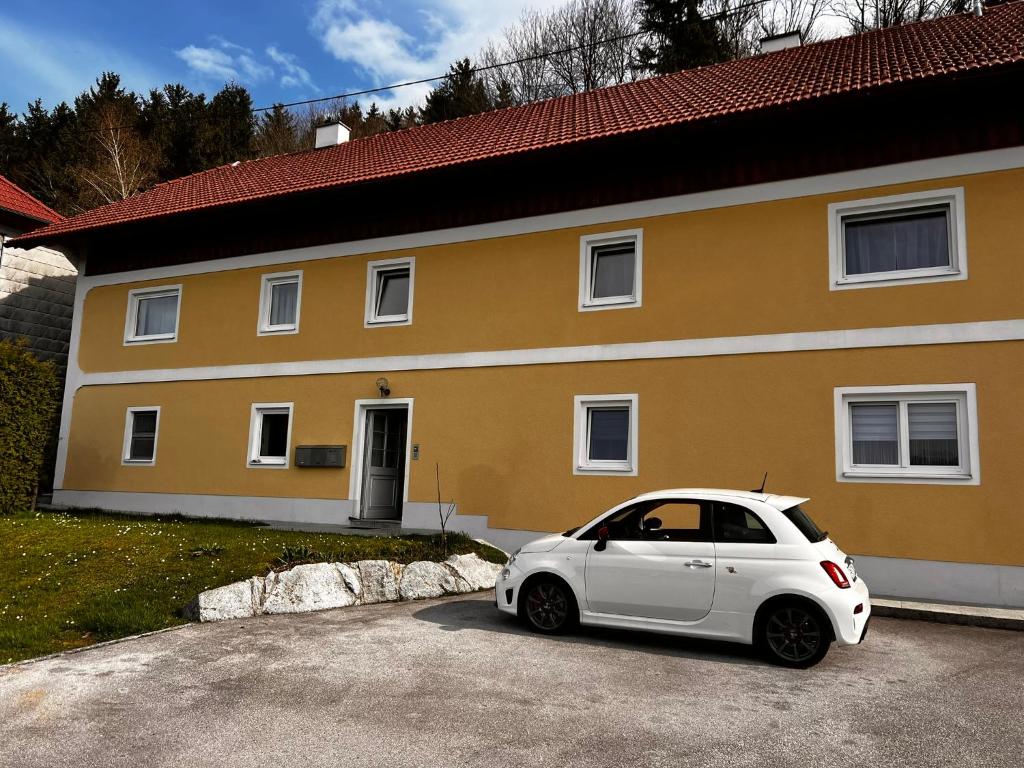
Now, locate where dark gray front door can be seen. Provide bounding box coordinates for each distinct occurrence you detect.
[360,408,407,520]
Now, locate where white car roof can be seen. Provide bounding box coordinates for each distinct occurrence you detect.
[630,488,809,511]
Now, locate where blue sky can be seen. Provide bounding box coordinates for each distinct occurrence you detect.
[0,0,565,114]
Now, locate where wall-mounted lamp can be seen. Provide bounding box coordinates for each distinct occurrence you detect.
[376,377,391,397]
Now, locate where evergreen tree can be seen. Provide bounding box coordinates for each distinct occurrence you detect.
[636,0,732,75]
[419,59,493,124]
[255,104,302,156]
[0,103,21,179]
[204,84,255,166]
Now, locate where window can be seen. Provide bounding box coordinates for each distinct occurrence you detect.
[125,286,181,344]
[248,403,293,467]
[366,258,414,326]
[780,504,827,543]
[579,229,642,310]
[713,502,776,544]
[122,407,160,465]
[574,394,638,475]
[580,500,711,542]
[828,188,966,289]
[834,385,979,484]
[258,271,302,335]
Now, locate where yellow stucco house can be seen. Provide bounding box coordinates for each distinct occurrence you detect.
[14,6,1024,606]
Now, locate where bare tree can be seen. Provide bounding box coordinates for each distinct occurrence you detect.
[435,464,456,558]
[478,0,642,106]
[758,0,830,41]
[829,0,968,33]
[74,103,154,211]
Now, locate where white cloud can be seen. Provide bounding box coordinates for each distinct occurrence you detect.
[176,38,313,92]
[266,46,318,91]
[310,0,565,108]
[176,45,240,81]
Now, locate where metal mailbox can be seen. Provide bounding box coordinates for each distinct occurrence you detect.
[294,445,346,468]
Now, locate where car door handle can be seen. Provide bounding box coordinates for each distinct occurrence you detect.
[684,560,713,568]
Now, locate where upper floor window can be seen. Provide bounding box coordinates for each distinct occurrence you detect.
[122,407,160,465]
[579,229,643,311]
[366,258,414,326]
[834,384,979,484]
[258,271,302,335]
[828,188,966,290]
[574,394,638,475]
[125,285,181,344]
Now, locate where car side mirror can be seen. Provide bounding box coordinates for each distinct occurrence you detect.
[594,525,610,552]
[644,517,662,531]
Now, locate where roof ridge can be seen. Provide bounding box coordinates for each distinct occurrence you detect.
[11,1,1023,246]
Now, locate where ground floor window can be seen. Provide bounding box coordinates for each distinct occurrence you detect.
[574,394,638,475]
[248,403,293,467]
[835,384,978,484]
[123,407,160,465]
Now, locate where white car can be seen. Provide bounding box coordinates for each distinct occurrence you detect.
[496,489,870,667]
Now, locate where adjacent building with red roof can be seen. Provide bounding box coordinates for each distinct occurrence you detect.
[25,5,1024,608]
[0,175,76,368]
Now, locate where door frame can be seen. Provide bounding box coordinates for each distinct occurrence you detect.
[348,398,414,520]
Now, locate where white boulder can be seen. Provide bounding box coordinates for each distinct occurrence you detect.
[399,561,470,600]
[186,576,264,622]
[356,559,403,604]
[262,562,360,615]
[445,553,503,591]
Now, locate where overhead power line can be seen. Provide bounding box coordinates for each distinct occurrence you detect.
[69,0,775,135]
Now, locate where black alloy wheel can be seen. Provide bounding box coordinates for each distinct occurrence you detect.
[523,580,573,634]
[763,604,830,667]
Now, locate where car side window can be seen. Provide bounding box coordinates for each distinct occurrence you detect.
[642,501,712,542]
[713,502,776,544]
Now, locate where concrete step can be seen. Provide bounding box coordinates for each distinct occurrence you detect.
[872,598,1024,631]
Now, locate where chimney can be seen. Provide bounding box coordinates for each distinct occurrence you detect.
[760,30,803,54]
[315,122,350,149]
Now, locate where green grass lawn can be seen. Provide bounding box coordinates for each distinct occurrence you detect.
[0,508,506,664]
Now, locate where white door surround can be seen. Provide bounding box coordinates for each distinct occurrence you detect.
[349,398,414,522]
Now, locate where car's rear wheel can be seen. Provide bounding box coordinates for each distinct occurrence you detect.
[521,577,577,634]
[759,602,831,668]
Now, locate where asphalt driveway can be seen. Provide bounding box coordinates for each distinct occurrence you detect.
[1,594,1022,768]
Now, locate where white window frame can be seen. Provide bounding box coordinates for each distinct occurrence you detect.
[122,406,161,466]
[828,187,967,290]
[247,402,294,468]
[579,229,643,311]
[365,257,414,327]
[124,285,182,345]
[257,270,303,336]
[573,394,638,475]
[834,384,979,485]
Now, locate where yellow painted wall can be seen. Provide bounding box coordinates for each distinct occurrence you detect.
[63,341,1024,567]
[77,169,1024,373]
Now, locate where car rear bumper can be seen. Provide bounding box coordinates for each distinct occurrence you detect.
[832,577,871,646]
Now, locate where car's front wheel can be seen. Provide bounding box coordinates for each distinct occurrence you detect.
[759,602,831,668]
[521,577,577,634]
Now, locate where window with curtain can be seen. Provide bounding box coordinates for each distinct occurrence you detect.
[260,273,301,332]
[125,409,159,464]
[129,288,180,341]
[843,205,951,276]
[580,230,642,310]
[840,388,972,481]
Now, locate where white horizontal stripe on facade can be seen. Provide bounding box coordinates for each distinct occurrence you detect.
[75,320,1024,387]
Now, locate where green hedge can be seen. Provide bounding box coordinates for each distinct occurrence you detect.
[0,340,60,513]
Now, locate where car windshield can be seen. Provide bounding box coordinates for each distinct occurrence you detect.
[781,504,828,543]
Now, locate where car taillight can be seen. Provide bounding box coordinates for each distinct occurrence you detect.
[821,560,851,589]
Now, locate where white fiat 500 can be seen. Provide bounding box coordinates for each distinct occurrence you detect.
[496,489,870,667]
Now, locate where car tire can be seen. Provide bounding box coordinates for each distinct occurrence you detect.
[757,601,832,668]
[520,577,578,635]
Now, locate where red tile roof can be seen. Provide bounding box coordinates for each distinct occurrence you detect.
[0,175,62,226]
[15,3,1024,245]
